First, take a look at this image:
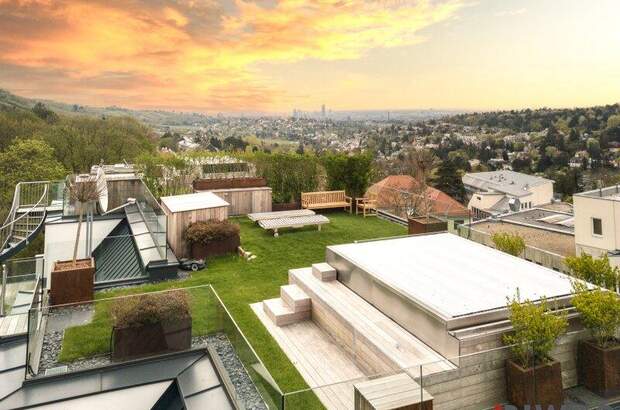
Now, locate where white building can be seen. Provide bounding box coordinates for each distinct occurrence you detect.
[573,185,620,267]
[462,170,554,219]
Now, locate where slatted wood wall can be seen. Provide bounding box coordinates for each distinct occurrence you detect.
[208,187,272,216]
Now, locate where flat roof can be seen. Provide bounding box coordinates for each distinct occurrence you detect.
[160,192,229,213]
[463,170,552,197]
[327,233,580,320]
[491,208,574,234]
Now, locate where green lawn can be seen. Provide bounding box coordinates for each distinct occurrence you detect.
[58,212,406,406]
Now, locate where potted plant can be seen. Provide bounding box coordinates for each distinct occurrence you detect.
[503,292,568,408]
[111,290,192,360]
[50,174,103,305]
[185,220,240,258]
[572,282,620,397]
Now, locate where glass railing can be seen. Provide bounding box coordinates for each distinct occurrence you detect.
[25,285,283,409]
[1,256,44,317]
[281,333,618,409]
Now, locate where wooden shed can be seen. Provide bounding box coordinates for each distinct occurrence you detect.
[160,192,229,258]
[204,187,272,216]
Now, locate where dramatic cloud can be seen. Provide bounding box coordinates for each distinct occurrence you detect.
[0,0,464,111]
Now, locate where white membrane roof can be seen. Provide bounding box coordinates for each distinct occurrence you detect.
[160,192,229,213]
[328,233,582,319]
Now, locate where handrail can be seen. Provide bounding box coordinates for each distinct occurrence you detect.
[0,182,50,252]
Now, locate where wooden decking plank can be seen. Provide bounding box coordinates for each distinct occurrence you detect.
[252,303,364,410]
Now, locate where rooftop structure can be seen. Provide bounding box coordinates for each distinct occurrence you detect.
[327,233,577,327]
[160,191,229,213]
[573,185,620,267]
[463,170,554,218]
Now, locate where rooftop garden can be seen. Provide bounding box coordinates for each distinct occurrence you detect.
[54,212,406,407]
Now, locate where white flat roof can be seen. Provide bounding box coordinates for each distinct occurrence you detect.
[328,233,581,319]
[160,192,229,213]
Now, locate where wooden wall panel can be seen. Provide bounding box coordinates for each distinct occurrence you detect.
[206,187,272,216]
[164,204,229,258]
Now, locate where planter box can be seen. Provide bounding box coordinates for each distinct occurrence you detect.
[407,216,447,235]
[193,177,266,191]
[191,234,241,258]
[50,258,95,305]
[506,359,563,409]
[578,339,620,397]
[112,316,192,361]
[272,202,301,212]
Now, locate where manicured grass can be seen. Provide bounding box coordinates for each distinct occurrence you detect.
[58,212,406,405]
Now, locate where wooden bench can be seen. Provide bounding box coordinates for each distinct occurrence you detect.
[355,193,378,217]
[301,191,352,213]
[259,215,330,237]
[248,209,315,222]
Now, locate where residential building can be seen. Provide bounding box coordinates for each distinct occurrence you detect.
[462,170,554,219]
[573,185,620,267]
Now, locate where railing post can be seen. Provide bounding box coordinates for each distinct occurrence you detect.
[0,264,6,316]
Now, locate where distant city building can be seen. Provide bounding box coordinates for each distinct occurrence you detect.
[462,170,554,219]
[321,104,326,118]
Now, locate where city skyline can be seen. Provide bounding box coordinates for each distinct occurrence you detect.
[0,0,619,113]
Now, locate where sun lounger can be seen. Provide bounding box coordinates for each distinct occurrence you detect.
[258,215,330,237]
[248,209,315,222]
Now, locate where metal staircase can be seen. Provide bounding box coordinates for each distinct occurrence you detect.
[0,181,63,263]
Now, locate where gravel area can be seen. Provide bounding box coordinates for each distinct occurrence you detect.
[207,333,268,410]
[39,329,267,410]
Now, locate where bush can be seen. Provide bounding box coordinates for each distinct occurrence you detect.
[112,291,190,328]
[503,292,568,368]
[565,252,619,291]
[492,232,526,257]
[185,220,240,245]
[247,152,320,203]
[322,151,374,198]
[572,282,620,348]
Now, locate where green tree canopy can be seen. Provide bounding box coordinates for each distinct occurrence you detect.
[322,152,374,198]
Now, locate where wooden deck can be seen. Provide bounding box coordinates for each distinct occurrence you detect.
[251,302,366,410]
[0,313,28,338]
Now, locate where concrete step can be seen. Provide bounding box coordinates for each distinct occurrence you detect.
[280,284,311,312]
[263,298,310,326]
[311,262,337,281]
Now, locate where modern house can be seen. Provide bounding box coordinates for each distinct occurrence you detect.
[462,170,554,219]
[573,185,620,267]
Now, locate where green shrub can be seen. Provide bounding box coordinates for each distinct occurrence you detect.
[185,220,240,245]
[112,291,190,328]
[322,151,374,198]
[503,292,568,368]
[565,252,619,291]
[572,282,620,348]
[491,232,526,257]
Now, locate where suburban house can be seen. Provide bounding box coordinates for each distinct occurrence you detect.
[462,170,554,219]
[366,175,470,225]
[573,185,620,267]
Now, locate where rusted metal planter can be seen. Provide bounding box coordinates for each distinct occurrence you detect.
[505,359,563,409]
[191,234,241,258]
[50,258,95,305]
[578,339,620,397]
[112,316,192,361]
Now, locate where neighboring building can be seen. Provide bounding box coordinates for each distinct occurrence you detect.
[366,175,470,224]
[462,208,575,272]
[573,185,620,267]
[462,170,554,219]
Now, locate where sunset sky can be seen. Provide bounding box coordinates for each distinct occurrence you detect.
[0,0,619,113]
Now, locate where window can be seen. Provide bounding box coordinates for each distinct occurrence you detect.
[592,218,603,236]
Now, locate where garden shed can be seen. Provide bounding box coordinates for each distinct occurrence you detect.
[160,192,229,258]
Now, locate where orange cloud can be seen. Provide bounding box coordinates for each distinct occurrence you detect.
[0,0,464,111]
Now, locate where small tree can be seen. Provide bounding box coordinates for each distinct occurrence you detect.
[68,174,104,265]
[492,232,526,257]
[503,292,568,368]
[407,149,439,220]
[565,253,619,292]
[572,282,620,348]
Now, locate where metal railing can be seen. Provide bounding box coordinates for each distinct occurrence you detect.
[0,182,53,257]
